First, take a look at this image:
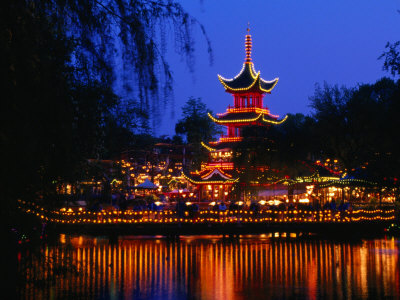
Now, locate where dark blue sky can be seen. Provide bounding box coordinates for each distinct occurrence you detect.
[157,0,399,136]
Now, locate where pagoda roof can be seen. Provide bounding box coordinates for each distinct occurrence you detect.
[201,141,238,151]
[217,30,278,94]
[209,141,239,150]
[182,169,238,184]
[208,111,288,125]
[218,111,261,121]
[218,63,279,94]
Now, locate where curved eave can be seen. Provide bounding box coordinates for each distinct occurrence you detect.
[262,114,288,125]
[201,141,217,152]
[182,171,238,185]
[218,73,259,93]
[208,112,263,124]
[217,63,279,93]
[259,78,279,93]
[208,112,288,125]
[205,141,238,150]
[319,179,377,188]
[201,168,233,180]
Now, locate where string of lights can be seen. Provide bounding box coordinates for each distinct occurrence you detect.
[18,200,396,225]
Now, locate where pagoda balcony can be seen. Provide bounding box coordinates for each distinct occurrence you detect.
[209,136,243,145]
[216,105,279,119]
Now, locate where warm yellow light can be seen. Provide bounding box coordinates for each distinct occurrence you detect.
[298,198,310,203]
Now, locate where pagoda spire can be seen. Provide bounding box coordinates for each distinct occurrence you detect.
[245,23,252,64]
[218,27,279,94]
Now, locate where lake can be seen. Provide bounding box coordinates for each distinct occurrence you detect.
[17,234,400,299]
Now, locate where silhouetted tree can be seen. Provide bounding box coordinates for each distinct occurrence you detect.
[380,41,400,77]
[309,78,400,185]
[269,113,317,177]
[309,82,355,168]
[1,0,211,219]
[175,97,222,167]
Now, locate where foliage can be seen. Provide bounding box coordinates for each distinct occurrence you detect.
[232,125,277,184]
[1,0,210,216]
[268,113,317,178]
[379,41,400,77]
[232,114,315,195]
[175,97,222,167]
[32,0,212,113]
[232,76,400,192]
[309,82,356,169]
[175,97,221,144]
[309,78,400,184]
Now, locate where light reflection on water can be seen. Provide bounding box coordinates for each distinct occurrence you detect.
[18,235,400,299]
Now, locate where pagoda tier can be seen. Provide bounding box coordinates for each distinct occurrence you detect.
[183,167,237,185]
[218,30,278,94]
[218,63,278,94]
[204,106,287,149]
[208,108,287,126]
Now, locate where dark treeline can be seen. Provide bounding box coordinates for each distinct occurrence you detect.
[272,78,400,180]
[233,78,400,186]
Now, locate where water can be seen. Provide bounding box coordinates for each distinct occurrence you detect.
[18,234,400,299]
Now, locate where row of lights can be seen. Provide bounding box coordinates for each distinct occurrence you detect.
[208,112,287,126]
[182,172,238,185]
[18,200,395,225]
[26,214,396,225]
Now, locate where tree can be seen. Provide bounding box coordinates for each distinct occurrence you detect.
[268,113,317,178]
[1,0,211,218]
[380,42,400,77]
[309,82,356,169]
[232,125,278,198]
[24,0,213,112]
[309,78,400,185]
[175,97,221,167]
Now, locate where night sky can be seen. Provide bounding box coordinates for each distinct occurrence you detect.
[157,0,399,136]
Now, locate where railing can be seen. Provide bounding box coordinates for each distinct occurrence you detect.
[18,200,396,225]
[209,136,243,145]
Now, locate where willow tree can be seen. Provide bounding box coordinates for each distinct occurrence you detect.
[34,0,213,118]
[1,0,212,215]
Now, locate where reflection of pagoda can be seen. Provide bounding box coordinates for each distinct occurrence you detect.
[183,28,287,201]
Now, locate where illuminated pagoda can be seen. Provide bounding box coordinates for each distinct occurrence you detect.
[183,27,287,201]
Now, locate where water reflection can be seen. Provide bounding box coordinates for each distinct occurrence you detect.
[18,235,400,299]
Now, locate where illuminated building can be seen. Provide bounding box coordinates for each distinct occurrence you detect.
[119,143,192,189]
[184,27,287,200]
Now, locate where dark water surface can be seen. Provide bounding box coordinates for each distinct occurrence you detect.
[18,234,400,299]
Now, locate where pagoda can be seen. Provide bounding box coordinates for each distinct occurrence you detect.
[183,28,287,201]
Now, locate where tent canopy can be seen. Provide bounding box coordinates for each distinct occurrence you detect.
[135,179,158,189]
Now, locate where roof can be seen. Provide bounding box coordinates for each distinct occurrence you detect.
[208,112,288,125]
[218,111,261,121]
[217,32,278,94]
[202,141,239,151]
[182,169,238,184]
[218,63,279,94]
[135,179,158,189]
